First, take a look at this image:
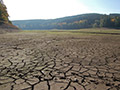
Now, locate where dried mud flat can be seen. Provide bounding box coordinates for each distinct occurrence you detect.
[0,32,120,90]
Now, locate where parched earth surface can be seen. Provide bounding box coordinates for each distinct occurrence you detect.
[0,32,120,90]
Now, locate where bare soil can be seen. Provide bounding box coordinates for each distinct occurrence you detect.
[0,32,120,90]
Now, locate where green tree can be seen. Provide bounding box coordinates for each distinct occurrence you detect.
[0,1,9,24]
[93,20,100,28]
[114,17,120,27]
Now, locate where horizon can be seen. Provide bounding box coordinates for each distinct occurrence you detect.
[4,0,120,20]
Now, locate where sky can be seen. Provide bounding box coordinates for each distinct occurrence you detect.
[3,0,120,20]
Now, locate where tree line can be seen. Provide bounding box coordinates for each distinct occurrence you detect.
[12,13,120,30]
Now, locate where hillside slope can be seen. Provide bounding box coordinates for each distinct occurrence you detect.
[0,0,19,33]
[12,13,120,30]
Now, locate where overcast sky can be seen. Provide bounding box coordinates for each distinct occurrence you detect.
[4,0,120,20]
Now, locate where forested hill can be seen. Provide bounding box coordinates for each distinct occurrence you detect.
[12,13,120,30]
[0,0,18,30]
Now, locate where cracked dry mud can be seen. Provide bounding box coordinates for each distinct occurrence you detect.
[0,32,120,90]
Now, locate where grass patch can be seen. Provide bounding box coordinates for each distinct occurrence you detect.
[20,28,120,35]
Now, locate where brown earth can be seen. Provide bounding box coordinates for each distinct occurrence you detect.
[0,32,120,90]
[0,23,19,34]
